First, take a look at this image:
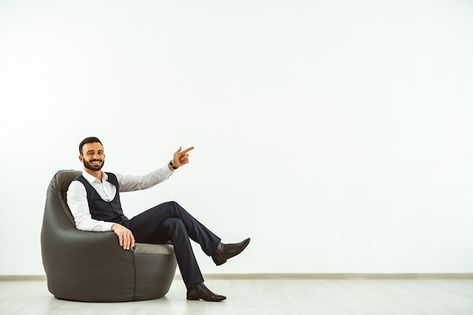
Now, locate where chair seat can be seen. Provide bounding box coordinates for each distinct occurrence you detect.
[134,243,174,255]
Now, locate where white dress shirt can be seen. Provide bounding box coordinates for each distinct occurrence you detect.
[67,165,174,232]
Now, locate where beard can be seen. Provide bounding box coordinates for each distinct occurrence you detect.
[83,159,104,171]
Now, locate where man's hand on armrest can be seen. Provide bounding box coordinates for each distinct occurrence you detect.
[111,223,135,250]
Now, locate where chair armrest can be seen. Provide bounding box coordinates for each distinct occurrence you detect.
[42,227,135,300]
[43,226,132,270]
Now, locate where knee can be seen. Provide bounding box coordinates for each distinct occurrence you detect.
[164,200,189,216]
[165,200,181,209]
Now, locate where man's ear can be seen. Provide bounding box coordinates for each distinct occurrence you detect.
[79,155,83,162]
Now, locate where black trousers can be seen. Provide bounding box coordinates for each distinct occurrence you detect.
[122,201,221,289]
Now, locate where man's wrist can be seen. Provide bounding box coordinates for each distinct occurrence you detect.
[168,160,178,171]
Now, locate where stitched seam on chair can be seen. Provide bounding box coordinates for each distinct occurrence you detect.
[131,250,137,300]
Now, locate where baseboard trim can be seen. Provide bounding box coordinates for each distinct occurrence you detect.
[198,273,473,280]
[0,275,47,281]
[2,273,473,281]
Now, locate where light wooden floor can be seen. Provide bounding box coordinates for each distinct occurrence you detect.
[1,279,472,315]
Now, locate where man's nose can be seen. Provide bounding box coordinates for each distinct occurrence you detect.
[92,154,101,160]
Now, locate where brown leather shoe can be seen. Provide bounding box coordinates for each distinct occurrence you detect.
[186,283,226,302]
[212,238,250,266]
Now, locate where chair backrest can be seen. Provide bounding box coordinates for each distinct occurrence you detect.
[48,170,82,227]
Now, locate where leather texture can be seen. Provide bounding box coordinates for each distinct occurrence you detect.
[212,238,251,266]
[41,170,177,302]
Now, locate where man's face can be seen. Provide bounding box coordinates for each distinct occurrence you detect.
[80,142,105,171]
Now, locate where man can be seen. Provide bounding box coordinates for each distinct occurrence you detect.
[67,136,250,302]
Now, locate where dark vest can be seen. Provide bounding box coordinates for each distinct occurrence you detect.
[75,172,128,224]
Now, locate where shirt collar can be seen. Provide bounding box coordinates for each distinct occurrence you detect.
[82,170,108,184]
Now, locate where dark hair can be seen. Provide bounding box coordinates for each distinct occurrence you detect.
[79,136,102,154]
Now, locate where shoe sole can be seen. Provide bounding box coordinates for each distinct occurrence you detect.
[187,296,227,302]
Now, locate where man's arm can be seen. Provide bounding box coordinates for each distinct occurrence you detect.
[67,181,135,249]
[67,181,114,232]
[117,146,194,192]
[117,164,174,192]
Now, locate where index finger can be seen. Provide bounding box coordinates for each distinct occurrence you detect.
[181,146,194,154]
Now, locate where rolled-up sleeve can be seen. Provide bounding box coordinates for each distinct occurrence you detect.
[67,181,114,232]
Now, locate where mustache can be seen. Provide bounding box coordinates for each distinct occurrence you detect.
[90,159,103,162]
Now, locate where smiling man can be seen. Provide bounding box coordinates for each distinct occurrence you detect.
[66,136,250,302]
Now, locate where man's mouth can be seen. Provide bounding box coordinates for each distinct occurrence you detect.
[91,160,102,165]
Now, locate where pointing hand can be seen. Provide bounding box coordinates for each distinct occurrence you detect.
[172,146,194,169]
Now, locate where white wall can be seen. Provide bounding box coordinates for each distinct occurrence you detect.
[1,0,472,275]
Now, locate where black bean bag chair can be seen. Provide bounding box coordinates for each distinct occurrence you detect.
[41,170,177,302]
